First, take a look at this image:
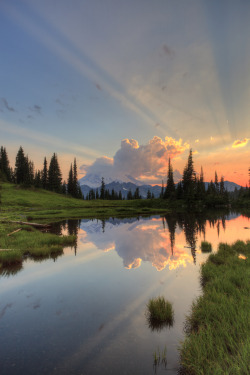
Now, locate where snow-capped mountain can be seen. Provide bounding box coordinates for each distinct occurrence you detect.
[79,173,144,188]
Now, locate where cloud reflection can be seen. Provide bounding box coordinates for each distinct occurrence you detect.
[78,217,194,271]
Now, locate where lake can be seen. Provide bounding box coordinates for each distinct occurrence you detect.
[0,211,249,375]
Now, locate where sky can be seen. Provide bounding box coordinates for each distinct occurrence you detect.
[0,0,249,186]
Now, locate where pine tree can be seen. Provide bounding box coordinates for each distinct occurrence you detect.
[147,189,152,199]
[62,181,67,195]
[134,187,141,199]
[219,176,225,196]
[67,164,74,196]
[100,177,105,199]
[42,157,48,189]
[182,149,196,201]
[72,158,79,198]
[34,170,42,188]
[0,146,11,181]
[214,171,219,194]
[164,158,175,199]
[48,153,62,193]
[15,146,26,184]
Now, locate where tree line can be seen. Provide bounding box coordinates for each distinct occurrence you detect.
[0,145,249,203]
[0,145,82,199]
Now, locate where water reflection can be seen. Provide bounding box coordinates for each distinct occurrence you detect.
[1,211,249,278]
[59,210,248,272]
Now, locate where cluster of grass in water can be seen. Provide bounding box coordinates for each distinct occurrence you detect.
[179,240,250,375]
[200,241,212,253]
[147,296,174,330]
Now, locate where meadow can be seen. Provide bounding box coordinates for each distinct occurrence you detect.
[179,240,250,375]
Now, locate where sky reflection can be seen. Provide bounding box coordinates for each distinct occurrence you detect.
[75,212,250,272]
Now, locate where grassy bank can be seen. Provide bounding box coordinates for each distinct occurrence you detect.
[0,223,76,267]
[179,240,250,375]
[0,182,171,223]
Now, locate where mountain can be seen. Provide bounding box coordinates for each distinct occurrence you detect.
[204,181,242,193]
[79,173,143,188]
[80,179,242,198]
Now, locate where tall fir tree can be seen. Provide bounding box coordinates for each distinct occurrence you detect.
[48,153,62,193]
[182,149,196,201]
[67,164,74,196]
[100,177,105,199]
[41,157,48,189]
[15,146,26,184]
[0,146,11,181]
[214,171,219,194]
[164,157,175,198]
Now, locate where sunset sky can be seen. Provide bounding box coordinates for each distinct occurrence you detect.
[0,0,249,186]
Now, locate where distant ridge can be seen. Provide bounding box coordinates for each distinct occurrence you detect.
[80,180,242,198]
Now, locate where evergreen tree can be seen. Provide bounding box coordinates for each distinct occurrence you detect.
[95,189,99,199]
[48,153,62,193]
[100,177,105,199]
[160,180,164,199]
[34,170,42,188]
[182,149,196,201]
[219,176,225,196]
[147,189,152,199]
[176,181,183,199]
[134,187,141,199]
[164,157,175,198]
[72,158,79,198]
[62,181,67,195]
[15,146,26,184]
[118,190,122,200]
[67,164,74,196]
[41,157,48,189]
[0,146,11,181]
[127,189,133,200]
[214,171,219,194]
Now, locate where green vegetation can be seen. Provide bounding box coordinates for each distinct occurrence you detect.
[0,182,170,223]
[179,240,250,375]
[153,346,167,369]
[200,241,212,253]
[147,296,174,326]
[0,222,75,268]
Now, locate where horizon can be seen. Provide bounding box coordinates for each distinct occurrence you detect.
[1,1,249,186]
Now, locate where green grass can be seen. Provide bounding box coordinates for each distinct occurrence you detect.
[0,223,76,268]
[179,240,250,375]
[147,296,174,329]
[0,182,171,223]
[200,241,212,253]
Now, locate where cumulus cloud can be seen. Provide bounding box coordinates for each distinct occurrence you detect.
[81,136,189,183]
[232,138,249,148]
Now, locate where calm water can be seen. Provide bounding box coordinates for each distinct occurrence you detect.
[0,211,249,375]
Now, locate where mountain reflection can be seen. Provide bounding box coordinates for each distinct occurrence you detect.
[61,210,246,272]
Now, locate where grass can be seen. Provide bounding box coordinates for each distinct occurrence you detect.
[200,241,212,253]
[179,240,250,375]
[147,296,174,329]
[0,223,76,268]
[0,182,171,223]
[153,346,167,370]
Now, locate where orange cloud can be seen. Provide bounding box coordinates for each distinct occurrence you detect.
[232,138,249,148]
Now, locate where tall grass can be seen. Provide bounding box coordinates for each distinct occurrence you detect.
[179,240,250,375]
[147,296,174,329]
